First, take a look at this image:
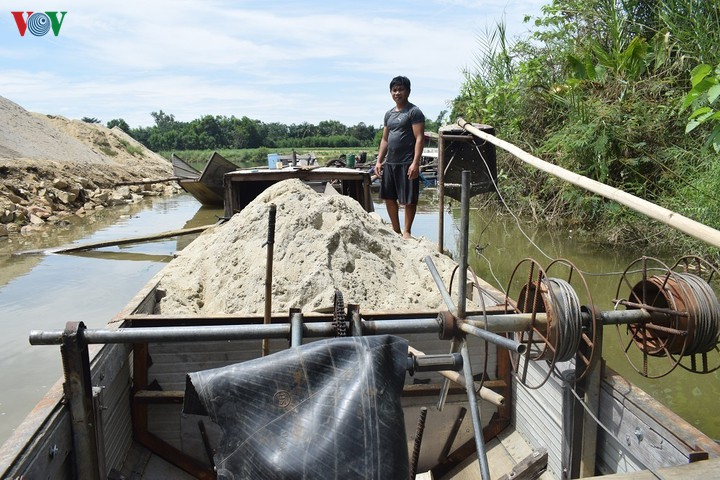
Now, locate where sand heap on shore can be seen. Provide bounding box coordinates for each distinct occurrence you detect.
[0,96,176,236]
[155,179,459,314]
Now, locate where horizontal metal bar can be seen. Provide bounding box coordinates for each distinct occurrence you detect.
[465,313,548,332]
[613,300,689,317]
[29,308,659,347]
[30,324,292,345]
[30,317,444,346]
[466,309,653,332]
[408,353,463,374]
[599,309,652,325]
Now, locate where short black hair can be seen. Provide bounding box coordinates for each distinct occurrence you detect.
[389,76,411,92]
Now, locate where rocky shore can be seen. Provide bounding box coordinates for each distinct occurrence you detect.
[0,96,178,238]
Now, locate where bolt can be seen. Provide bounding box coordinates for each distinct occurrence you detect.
[48,445,58,458]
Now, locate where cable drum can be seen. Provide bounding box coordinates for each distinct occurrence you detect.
[547,278,583,363]
[617,256,720,377]
[515,277,583,362]
[628,274,686,356]
[675,273,720,355]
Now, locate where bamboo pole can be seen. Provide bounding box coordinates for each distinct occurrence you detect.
[16,223,217,255]
[115,177,182,186]
[457,118,720,250]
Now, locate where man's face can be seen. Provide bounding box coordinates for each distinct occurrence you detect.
[390,85,409,104]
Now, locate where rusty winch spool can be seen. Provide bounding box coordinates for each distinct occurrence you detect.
[505,258,598,389]
[615,256,720,378]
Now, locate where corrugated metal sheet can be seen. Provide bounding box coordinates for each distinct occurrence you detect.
[148,404,184,451]
[91,343,134,474]
[146,332,498,393]
[513,361,565,479]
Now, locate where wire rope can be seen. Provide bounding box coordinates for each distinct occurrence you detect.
[547,278,582,362]
[676,273,720,355]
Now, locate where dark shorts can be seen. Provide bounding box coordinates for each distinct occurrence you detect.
[379,162,419,205]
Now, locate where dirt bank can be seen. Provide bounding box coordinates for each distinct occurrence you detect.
[0,96,178,238]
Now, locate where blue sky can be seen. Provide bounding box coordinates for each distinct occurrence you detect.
[0,1,545,129]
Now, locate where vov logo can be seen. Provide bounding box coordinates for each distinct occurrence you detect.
[11,12,67,37]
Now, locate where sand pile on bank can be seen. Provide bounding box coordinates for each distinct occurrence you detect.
[155,179,459,314]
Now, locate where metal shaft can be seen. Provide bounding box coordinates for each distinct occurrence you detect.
[30,317,449,346]
[30,308,657,347]
[458,170,470,318]
[424,256,457,311]
[460,339,491,479]
[290,310,303,347]
[458,320,525,354]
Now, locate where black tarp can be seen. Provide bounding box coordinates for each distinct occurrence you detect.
[184,335,409,479]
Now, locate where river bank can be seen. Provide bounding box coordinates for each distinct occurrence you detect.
[0,96,178,239]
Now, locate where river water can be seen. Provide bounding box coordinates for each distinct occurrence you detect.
[0,189,718,446]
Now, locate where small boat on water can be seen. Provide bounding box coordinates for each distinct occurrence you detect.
[172,152,237,206]
[2,124,720,479]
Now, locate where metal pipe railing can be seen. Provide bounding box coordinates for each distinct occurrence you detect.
[30,307,656,347]
[30,314,527,351]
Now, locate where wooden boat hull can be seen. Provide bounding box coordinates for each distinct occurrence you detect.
[3,267,719,479]
[3,128,720,478]
[174,152,237,206]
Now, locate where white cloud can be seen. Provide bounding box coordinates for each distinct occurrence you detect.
[0,0,545,128]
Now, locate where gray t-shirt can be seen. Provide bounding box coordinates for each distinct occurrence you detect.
[383,103,425,164]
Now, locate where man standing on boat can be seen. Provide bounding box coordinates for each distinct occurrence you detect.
[374,76,425,239]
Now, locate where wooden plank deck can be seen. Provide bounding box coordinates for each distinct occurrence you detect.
[436,427,554,479]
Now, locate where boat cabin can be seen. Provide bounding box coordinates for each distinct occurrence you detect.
[223,166,374,217]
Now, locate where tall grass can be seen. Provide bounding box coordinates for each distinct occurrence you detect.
[454,0,720,257]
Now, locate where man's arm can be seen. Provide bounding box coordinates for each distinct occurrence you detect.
[407,121,425,179]
[375,126,389,176]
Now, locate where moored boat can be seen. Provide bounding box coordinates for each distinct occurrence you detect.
[2,124,720,479]
[172,152,237,206]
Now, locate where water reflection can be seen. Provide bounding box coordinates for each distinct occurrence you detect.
[0,193,222,444]
[438,196,720,441]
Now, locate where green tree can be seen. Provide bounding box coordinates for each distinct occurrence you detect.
[151,110,180,132]
[451,0,720,252]
[347,122,377,142]
[288,122,318,139]
[231,116,263,149]
[107,118,130,133]
[317,120,347,137]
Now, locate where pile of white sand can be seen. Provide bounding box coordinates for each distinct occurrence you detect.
[155,179,459,314]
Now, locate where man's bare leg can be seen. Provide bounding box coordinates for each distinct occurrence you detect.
[403,203,417,239]
[385,199,402,234]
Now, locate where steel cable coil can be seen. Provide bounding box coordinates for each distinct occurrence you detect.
[547,278,582,362]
